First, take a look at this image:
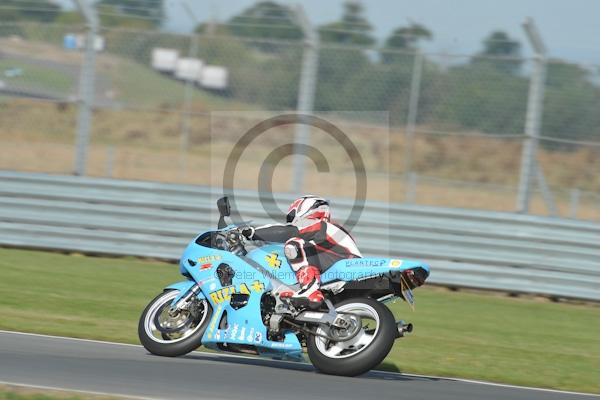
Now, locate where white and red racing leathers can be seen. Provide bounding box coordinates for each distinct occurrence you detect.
[248,220,362,307]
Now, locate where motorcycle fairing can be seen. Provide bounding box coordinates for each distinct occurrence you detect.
[177,236,303,360]
[322,257,430,284]
[246,245,431,286]
[246,243,297,286]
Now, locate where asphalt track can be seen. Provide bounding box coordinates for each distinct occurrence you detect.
[0,331,598,400]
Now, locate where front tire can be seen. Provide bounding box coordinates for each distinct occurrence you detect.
[306,297,396,376]
[138,289,212,357]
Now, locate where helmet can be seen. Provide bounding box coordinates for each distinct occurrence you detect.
[286,195,330,225]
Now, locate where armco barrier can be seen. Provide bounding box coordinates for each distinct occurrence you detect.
[0,171,598,301]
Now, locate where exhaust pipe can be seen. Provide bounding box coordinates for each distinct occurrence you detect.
[396,320,413,338]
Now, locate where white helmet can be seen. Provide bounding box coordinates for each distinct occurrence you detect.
[286,195,330,226]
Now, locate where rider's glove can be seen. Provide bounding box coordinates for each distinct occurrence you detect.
[240,226,255,240]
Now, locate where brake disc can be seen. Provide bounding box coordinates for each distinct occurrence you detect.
[328,314,362,342]
[155,301,203,335]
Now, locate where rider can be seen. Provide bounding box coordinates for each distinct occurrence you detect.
[241,195,362,309]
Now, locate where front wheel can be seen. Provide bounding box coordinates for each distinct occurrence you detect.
[306,297,396,376]
[138,289,212,357]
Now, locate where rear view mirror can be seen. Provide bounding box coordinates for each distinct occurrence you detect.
[217,197,231,217]
[217,197,230,229]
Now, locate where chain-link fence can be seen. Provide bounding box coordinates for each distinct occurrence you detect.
[0,20,599,220]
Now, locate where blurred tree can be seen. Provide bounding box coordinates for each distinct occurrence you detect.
[0,0,60,23]
[384,23,432,51]
[315,47,371,110]
[542,60,600,145]
[382,23,432,64]
[474,30,522,74]
[96,0,164,28]
[319,0,375,46]
[431,62,528,134]
[314,1,374,111]
[338,61,413,118]
[482,31,520,56]
[545,61,589,89]
[226,1,303,42]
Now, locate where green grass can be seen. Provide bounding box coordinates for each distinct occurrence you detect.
[0,390,91,400]
[0,384,119,400]
[0,248,179,343]
[383,289,600,392]
[0,60,74,95]
[110,59,255,110]
[0,391,80,400]
[0,247,598,393]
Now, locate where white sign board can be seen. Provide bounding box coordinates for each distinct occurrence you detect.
[151,48,179,72]
[175,58,203,81]
[199,65,228,90]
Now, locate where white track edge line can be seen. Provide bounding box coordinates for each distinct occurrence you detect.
[396,373,600,397]
[1,330,598,397]
[0,329,141,348]
[0,380,158,400]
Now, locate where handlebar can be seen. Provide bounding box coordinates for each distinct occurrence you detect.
[212,228,247,256]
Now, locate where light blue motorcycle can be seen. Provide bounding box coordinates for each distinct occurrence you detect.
[138,197,430,376]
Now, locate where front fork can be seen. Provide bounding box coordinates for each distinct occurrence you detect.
[169,282,204,317]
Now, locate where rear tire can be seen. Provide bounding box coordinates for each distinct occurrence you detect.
[306,297,396,376]
[138,290,212,357]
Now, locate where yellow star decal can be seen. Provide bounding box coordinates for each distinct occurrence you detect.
[251,280,265,293]
[265,252,281,269]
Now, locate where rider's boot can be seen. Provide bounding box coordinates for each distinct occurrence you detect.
[280,265,324,310]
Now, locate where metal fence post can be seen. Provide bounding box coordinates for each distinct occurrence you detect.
[179,2,200,179]
[404,50,423,202]
[291,5,319,194]
[516,18,547,213]
[73,0,98,176]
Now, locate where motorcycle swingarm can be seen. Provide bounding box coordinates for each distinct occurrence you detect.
[284,317,359,343]
[289,300,362,342]
[292,299,338,325]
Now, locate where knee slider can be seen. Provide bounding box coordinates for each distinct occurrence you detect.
[284,243,299,260]
[284,238,306,271]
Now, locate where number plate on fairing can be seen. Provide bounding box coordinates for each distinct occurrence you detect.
[400,276,415,310]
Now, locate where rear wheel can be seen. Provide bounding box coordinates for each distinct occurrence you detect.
[306,297,396,376]
[138,290,212,357]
